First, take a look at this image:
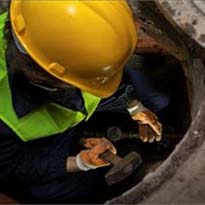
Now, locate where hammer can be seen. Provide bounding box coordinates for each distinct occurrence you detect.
[80,138,142,185]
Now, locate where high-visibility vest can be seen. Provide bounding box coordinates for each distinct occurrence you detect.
[0,12,101,142]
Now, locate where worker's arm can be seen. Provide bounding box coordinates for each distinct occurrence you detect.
[125,54,170,113]
[124,55,170,143]
[0,125,115,183]
[0,132,68,183]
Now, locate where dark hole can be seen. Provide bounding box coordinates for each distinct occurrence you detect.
[192,19,197,25]
[80,53,191,202]
[0,54,191,204]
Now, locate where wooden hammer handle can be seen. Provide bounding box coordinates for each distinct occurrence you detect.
[100,151,122,165]
[79,138,121,166]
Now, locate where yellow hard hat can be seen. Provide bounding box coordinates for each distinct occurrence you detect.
[10,0,137,98]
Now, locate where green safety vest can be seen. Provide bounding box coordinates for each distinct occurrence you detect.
[0,12,101,142]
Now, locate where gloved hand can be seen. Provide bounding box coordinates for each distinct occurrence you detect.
[127,100,162,143]
[132,110,162,143]
[76,137,117,171]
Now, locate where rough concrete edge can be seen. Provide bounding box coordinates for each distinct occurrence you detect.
[154,0,205,49]
[106,96,205,204]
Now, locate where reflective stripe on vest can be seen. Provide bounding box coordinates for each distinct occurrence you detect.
[0,12,101,142]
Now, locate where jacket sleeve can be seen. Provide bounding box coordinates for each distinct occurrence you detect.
[0,123,69,184]
[125,55,170,112]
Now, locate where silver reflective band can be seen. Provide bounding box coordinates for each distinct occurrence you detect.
[12,29,27,55]
[127,100,146,115]
[76,154,91,171]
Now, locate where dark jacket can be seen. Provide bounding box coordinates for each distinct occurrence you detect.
[0,72,85,184]
[0,55,170,186]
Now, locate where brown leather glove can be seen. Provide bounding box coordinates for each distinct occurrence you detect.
[127,100,162,143]
[132,110,162,143]
[78,138,117,170]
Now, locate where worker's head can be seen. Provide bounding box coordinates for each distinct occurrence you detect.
[10,0,137,98]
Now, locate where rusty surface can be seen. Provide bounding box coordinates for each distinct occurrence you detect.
[127,0,187,61]
[136,22,167,54]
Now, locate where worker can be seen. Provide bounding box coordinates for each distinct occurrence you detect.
[0,0,162,203]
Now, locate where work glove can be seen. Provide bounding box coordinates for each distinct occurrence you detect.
[127,99,162,143]
[76,137,117,171]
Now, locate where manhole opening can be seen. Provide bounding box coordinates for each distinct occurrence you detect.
[1,52,191,203]
[80,53,191,202]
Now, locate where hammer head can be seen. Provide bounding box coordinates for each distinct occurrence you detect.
[105,152,142,185]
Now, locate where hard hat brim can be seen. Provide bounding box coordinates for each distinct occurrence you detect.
[68,69,123,98]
